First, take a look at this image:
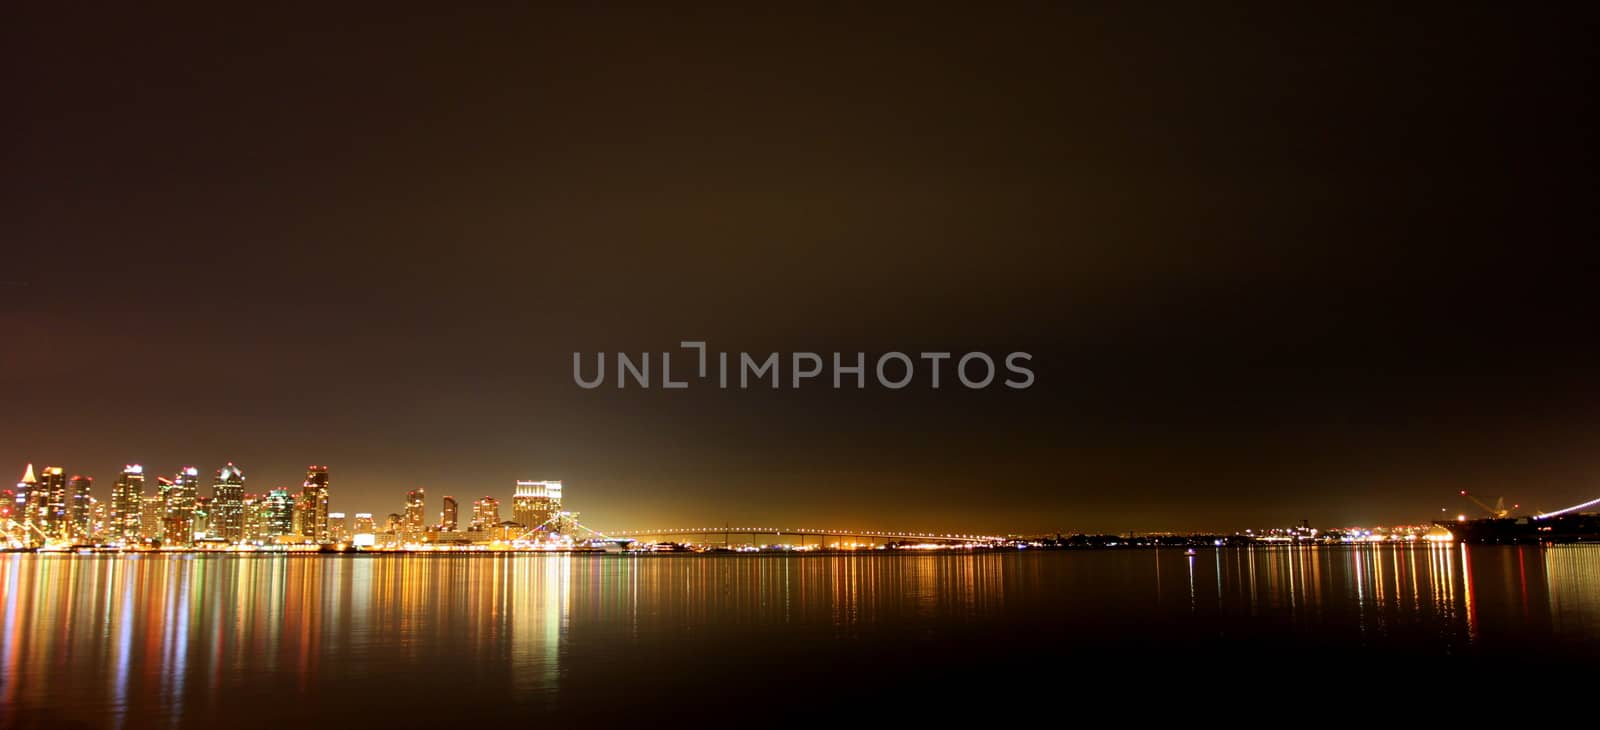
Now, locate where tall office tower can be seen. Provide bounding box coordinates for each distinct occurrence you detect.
[163,467,200,546]
[41,467,67,539]
[111,465,145,544]
[291,493,309,539]
[383,513,403,534]
[328,512,348,543]
[513,480,562,529]
[67,475,93,542]
[212,463,246,543]
[439,496,458,531]
[264,489,294,538]
[302,466,330,543]
[404,489,426,538]
[471,496,500,531]
[241,494,263,543]
[352,513,375,535]
[14,465,39,547]
[139,495,165,541]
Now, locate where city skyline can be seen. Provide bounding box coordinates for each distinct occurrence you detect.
[2,455,1533,539]
[5,458,590,548]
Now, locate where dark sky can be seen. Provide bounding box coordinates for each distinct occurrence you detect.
[3,4,1596,532]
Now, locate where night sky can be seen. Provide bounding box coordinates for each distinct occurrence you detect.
[3,5,1595,532]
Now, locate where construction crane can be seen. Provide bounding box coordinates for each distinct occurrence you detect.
[1459,491,1517,519]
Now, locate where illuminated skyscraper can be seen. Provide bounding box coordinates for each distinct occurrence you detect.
[404,489,426,538]
[352,513,375,535]
[439,496,458,531]
[471,496,500,531]
[302,466,330,543]
[14,465,40,547]
[111,465,145,544]
[241,494,263,543]
[67,474,93,543]
[383,513,403,534]
[513,480,562,529]
[328,512,348,543]
[162,467,200,546]
[41,467,67,539]
[212,463,246,543]
[139,495,165,541]
[264,489,294,538]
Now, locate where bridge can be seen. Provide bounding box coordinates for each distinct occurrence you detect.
[601,526,1006,546]
[509,512,1005,546]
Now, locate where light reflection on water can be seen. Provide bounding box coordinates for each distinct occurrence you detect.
[2,545,1597,728]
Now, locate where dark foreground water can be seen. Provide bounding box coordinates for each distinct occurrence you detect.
[3,545,1598,727]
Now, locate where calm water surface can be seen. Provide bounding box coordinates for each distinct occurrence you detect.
[3,545,1598,727]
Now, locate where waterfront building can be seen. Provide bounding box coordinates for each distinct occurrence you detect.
[162,467,200,546]
[212,463,246,543]
[439,496,458,531]
[302,466,330,543]
[352,513,375,534]
[513,480,562,530]
[111,465,145,544]
[41,467,67,539]
[471,496,500,531]
[493,521,525,542]
[13,465,39,547]
[241,494,263,543]
[328,512,348,543]
[404,489,425,539]
[67,474,93,542]
[139,495,165,541]
[264,489,294,538]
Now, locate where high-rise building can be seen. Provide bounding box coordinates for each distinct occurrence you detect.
[14,465,40,547]
[328,512,348,543]
[302,466,330,543]
[264,489,294,539]
[383,513,403,534]
[212,463,246,543]
[111,465,145,545]
[471,496,500,531]
[41,467,67,539]
[139,495,165,541]
[67,474,93,543]
[162,467,200,546]
[404,489,426,539]
[353,513,375,535]
[439,496,458,531]
[241,494,263,543]
[513,480,562,529]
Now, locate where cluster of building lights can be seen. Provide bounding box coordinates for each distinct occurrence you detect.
[2,463,577,553]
